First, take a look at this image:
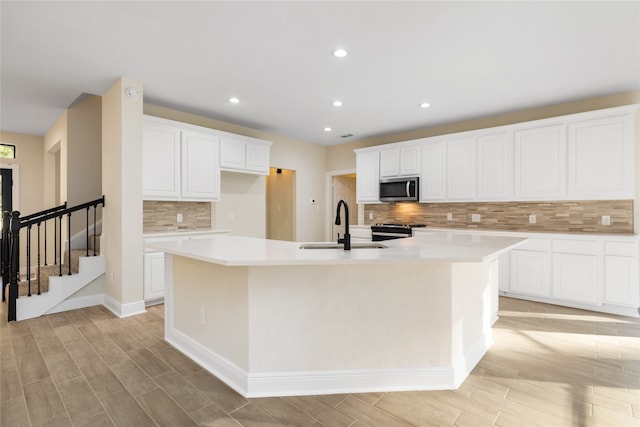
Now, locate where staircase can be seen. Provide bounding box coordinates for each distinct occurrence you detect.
[14,236,104,321]
[3,197,105,322]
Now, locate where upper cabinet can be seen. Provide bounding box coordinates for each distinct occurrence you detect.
[143,115,273,201]
[143,117,220,202]
[355,150,380,203]
[514,124,566,200]
[379,144,421,177]
[354,104,637,204]
[567,114,634,199]
[220,136,272,175]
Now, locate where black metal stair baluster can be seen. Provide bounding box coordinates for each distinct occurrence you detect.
[67,213,71,276]
[37,222,41,295]
[26,225,31,297]
[58,214,63,277]
[54,217,57,268]
[85,207,89,257]
[93,205,97,256]
[2,211,10,302]
[44,221,48,266]
[8,211,21,321]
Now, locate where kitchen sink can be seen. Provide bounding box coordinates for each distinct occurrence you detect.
[299,242,388,249]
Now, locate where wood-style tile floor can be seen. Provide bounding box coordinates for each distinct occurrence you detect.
[1,297,639,426]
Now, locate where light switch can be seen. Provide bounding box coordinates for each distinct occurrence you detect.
[177,213,183,223]
[447,213,453,221]
[529,214,536,224]
[602,215,611,226]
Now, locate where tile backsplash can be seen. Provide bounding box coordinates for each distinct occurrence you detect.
[143,201,213,233]
[365,200,634,234]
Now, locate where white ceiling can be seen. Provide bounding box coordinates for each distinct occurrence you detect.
[1,1,639,146]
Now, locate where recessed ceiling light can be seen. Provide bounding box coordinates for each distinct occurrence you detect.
[323,127,332,132]
[229,97,240,104]
[419,102,431,109]
[332,100,343,107]
[333,49,348,58]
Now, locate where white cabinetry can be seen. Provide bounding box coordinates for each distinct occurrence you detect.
[552,240,600,305]
[420,141,447,201]
[181,130,220,200]
[143,251,165,303]
[446,137,476,200]
[143,116,220,201]
[220,136,271,175]
[568,114,634,199]
[142,123,182,199]
[355,151,380,203]
[477,133,512,200]
[379,144,421,177]
[604,241,639,307]
[510,238,551,297]
[514,125,566,200]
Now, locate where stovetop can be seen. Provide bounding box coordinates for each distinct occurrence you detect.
[372,223,426,229]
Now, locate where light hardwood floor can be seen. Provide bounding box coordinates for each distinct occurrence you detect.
[1,297,638,426]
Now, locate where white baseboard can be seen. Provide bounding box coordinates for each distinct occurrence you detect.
[103,295,146,318]
[501,292,640,318]
[45,294,104,315]
[166,326,458,398]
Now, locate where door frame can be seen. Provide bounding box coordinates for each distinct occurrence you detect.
[0,163,20,212]
[325,169,357,241]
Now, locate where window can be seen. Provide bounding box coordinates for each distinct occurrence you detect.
[0,144,16,159]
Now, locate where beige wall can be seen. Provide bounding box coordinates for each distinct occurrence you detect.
[44,111,68,208]
[0,131,45,215]
[102,77,144,308]
[143,104,328,242]
[327,90,640,172]
[216,172,267,238]
[266,168,295,241]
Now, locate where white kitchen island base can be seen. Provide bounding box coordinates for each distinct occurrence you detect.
[163,252,497,398]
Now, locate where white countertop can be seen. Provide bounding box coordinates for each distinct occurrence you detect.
[145,233,527,266]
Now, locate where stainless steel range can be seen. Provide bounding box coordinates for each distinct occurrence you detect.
[370,223,426,241]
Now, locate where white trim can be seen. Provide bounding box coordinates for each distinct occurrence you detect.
[325,169,357,241]
[166,324,457,398]
[0,162,20,211]
[102,294,146,318]
[45,293,104,315]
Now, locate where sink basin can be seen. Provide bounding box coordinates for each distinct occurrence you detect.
[299,242,387,249]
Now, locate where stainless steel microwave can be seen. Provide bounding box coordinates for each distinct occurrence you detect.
[379,177,419,202]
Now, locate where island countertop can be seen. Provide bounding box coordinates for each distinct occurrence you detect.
[145,232,526,266]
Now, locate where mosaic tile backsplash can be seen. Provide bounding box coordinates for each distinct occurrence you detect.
[143,201,213,233]
[365,200,634,234]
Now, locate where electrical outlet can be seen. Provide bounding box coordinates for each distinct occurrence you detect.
[369,212,374,220]
[602,215,611,226]
[228,212,235,221]
[199,308,206,327]
[176,213,183,223]
[471,214,481,223]
[447,213,453,221]
[529,214,536,224]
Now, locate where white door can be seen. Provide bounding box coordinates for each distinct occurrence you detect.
[355,151,380,203]
[552,253,599,305]
[181,130,220,201]
[447,137,476,200]
[477,133,512,200]
[219,137,246,170]
[142,123,181,200]
[604,255,639,306]
[420,141,446,201]
[144,252,165,301]
[379,148,400,177]
[399,145,421,176]
[510,250,550,297]
[246,142,270,174]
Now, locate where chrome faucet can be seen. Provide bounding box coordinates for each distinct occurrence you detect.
[334,199,351,250]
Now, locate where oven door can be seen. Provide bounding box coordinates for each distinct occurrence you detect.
[372,231,411,241]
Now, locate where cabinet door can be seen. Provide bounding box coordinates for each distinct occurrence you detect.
[245,142,270,174]
[420,141,446,201]
[400,145,421,176]
[142,123,181,200]
[568,115,634,199]
[447,137,476,200]
[552,253,599,305]
[379,148,400,177]
[477,133,512,200]
[514,125,566,200]
[143,252,165,301]
[356,151,380,203]
[219,137,246,170]
[604,255,639,306]
[510,250,550,297]
[181,130,220,201]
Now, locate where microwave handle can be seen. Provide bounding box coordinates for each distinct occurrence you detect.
[406,181,410,197]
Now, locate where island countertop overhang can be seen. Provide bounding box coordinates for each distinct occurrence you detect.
[145,233,527,267]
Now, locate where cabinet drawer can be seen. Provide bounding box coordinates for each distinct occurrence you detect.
[604,241,638,257]
[517,238,550,252]
[552,239,600,255]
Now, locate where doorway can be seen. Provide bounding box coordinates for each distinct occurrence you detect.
[266,167,296,241]
[331,174,357,241]
[0,168,13,216]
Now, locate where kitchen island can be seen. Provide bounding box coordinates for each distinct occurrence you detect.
[146,232,525,397]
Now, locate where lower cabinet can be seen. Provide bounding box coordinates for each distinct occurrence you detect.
[510,249,551,297]
[552,253,599,305]
[143,251,165,303]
